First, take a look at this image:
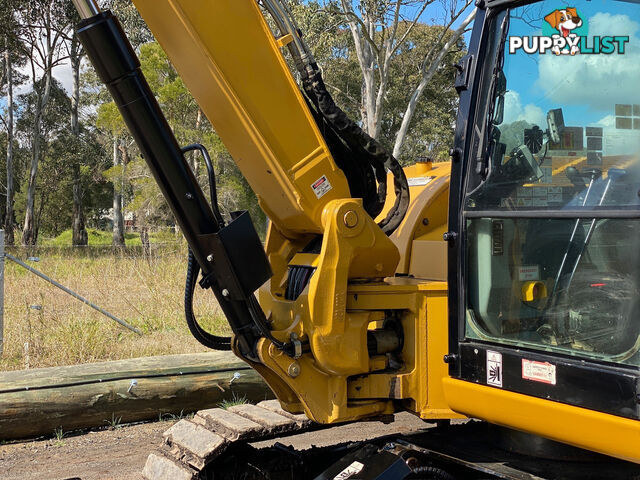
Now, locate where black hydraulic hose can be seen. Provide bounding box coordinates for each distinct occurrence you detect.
[182,143,225,228]
[185,249,231,350]
[410,466,457,480]
[301,63,409,235]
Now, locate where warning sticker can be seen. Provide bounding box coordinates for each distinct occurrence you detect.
[518,265,540,281]
[522,359,556,385]
[311,175,332,199]
[334,461,364,480]
[486,351,503,388]
[407,176,435,187]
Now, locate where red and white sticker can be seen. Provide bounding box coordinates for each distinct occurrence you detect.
[522,359,556,385]
[518,265,540,281]
[311,175,332,199]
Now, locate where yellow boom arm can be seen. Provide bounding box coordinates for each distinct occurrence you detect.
[133,0,351,237]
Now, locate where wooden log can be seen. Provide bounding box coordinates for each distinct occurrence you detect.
[0,352,273,440]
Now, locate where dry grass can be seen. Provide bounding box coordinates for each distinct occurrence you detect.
[0,244,231,371]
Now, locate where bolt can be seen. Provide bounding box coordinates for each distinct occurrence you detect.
[222,289,229,297]
[443,231,458,242]
[343,210,358,228]
[185,192,194,200]
[422,218,429,226]
[443,353,458,364]
[287,362,301,378]
[207,254,214,262]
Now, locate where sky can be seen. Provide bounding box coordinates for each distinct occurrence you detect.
[503,0,640,130]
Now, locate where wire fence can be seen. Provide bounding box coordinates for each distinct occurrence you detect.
[0,233,226,371]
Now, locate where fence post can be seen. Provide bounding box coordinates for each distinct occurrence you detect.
[0,230,4,355]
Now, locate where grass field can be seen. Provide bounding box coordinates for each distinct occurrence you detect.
[0,235,231,371]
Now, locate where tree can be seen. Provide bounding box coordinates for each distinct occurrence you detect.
[16,0,70,245]
[318,0,475,159]
[68,6,88,245]
[15,78,72,239]
[289,1,468,163]
[0,1,28,245]
[96,101,127,246]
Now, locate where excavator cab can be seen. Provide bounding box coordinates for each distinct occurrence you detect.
[446,0,640,462]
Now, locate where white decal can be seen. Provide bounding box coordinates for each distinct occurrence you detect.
[487,351,503,387]
[311,175,332,199]
[407,176,435,187]
[334,461,364,480]
[522,359,556,385]
[518,265,540,281]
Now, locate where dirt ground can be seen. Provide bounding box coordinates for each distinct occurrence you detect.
[0,413,434,480]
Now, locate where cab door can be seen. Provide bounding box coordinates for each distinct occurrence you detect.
[445,0,640,463]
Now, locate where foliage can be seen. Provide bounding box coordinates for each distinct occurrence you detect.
[0,246,228,371]
[218,393,249,410]
[0,0,469,243]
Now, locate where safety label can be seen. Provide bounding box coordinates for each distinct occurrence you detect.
[311,175,332,199]
[334,461,364,479]
[407,176,435,187]
[518,265,540,281]
[486,350,503,388]
[522,359,556,385]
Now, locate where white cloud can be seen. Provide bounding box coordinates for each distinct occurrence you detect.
[595,114,616,128]
[536,12,640,112]
[502,90,547,126]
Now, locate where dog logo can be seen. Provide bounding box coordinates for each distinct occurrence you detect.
[509,7,628,56]
[544,8,582,54]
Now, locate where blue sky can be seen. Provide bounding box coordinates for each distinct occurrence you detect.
[503,0,640,129]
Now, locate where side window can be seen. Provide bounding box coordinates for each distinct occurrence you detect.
[467,0,640,211]
[464,0,640,367]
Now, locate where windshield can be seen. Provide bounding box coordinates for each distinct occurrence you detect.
[468,0,640,211]
[464,0,640,367]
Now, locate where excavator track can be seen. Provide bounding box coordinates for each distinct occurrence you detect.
[142,400,318,480]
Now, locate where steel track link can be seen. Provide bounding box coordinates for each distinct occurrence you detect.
[142,400,317,479]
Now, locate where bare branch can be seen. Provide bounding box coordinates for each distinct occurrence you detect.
[393,6,477,158]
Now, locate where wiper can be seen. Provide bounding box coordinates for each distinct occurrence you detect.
[476,12,510,178]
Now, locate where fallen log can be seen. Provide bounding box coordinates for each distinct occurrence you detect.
[0,352,273,440]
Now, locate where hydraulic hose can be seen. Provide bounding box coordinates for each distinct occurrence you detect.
[261,0,410,235]
[185,249,231,351]
[302,63,410,235]
[410,466,457,480]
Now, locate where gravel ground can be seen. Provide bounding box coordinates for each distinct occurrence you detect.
[0,413,437,480]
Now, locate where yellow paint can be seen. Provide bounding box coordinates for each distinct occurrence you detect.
[275,33,294,48]
[130,3,639,463]
[443,378,640,464]
[551,156,586,177]
[132,0,351,236]
[521,281,547,301]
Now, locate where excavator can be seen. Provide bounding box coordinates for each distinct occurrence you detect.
[71,0,640,478]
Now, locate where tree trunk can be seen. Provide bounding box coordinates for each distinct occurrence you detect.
[191,108,203,176]
[140,225,150,256]
[392,8,477,159]
[4,38,14,246]
[70,32,87,246]
[22,37,54,246]
[22,98,43,246]
[112,137,125,247]
[0,352,271,441]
